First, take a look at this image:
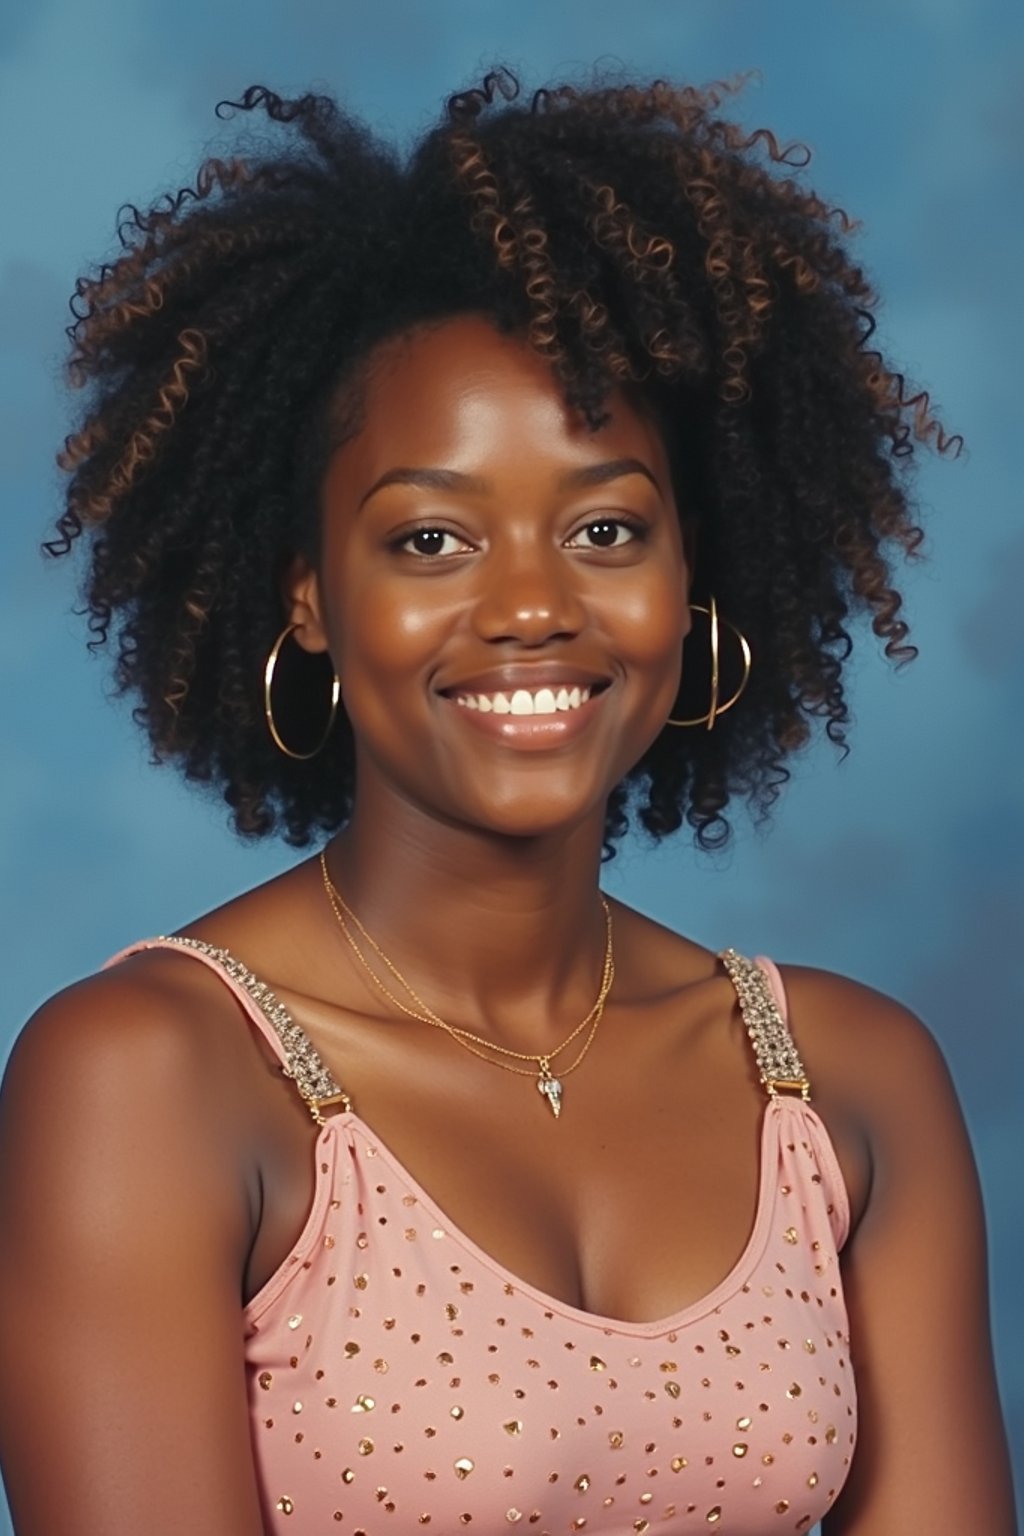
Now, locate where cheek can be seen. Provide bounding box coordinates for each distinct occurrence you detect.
[335,572,456,679]
[371,599,447,655]
[608,569,688,666]
[606,570,689,740]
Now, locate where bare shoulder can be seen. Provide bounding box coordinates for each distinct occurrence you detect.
[0,946,272,1262]
[776,962,960,1121]
[779,971,1016,1529]
[0,953,269,1535]
[774,962,973,1231]
[2,945,263,1131]
[608,900,958,1130]
[0,950,258,1364]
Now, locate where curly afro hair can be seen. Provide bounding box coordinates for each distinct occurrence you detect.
[47,66,961,853]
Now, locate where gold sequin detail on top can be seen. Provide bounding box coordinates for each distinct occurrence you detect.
[112,936,855,1536]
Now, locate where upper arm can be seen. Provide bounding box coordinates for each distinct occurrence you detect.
[786,971,1017,1535]
[0,964,267,1536]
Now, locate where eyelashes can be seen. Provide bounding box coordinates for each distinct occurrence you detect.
[394,526,471,558]
[565,515,646,551]
[391,515,649,560]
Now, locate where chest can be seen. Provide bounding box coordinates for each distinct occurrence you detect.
[247,1009,774,1322]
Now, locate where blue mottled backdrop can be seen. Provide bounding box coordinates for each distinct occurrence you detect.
[1,1,1021,1529]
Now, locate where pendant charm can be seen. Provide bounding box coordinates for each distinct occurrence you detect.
[537,1068,563,1118]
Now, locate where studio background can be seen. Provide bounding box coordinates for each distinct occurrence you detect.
[1,1,1021,1530]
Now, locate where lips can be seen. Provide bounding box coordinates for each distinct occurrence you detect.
[436,669,613,753]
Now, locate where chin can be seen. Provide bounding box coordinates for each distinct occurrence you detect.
[452,791,608,845]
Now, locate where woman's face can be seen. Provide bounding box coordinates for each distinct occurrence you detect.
[288,312,690,841]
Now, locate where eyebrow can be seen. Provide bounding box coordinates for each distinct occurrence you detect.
[357,456,662,510]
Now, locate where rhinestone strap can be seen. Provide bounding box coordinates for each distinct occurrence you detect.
[718,949,811,1101]
[156,935,349,1125]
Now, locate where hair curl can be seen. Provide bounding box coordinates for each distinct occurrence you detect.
[47,66,961,852]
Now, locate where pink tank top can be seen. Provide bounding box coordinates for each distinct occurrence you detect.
[104,937,856,1533]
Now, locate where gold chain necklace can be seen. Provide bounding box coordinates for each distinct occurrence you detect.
[318,850,614,1118]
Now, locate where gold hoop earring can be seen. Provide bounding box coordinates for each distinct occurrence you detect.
[264,622,341,760]
[665,596,752,731]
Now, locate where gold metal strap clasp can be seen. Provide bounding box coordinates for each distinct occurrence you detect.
[766,1077,812,1102]
[312,1089,353,1116]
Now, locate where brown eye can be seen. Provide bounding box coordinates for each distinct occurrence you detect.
[568,518,642,550]
[395,526,470,558]
[410,528,448,555]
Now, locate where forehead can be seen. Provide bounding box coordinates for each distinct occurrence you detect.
[330,313,671,487]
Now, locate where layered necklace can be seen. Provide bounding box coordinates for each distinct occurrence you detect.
[319,851,614,1118]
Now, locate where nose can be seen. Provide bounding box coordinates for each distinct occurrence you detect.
[470,542,587,647]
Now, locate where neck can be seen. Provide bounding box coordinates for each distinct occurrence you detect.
[321,780,612,1054]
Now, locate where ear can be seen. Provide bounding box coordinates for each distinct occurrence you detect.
[280,551,331,655]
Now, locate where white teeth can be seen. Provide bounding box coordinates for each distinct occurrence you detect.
[454,683,597,714]
[511,686,557,716]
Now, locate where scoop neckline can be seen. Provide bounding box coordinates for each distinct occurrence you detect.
[243,1095,802,1337]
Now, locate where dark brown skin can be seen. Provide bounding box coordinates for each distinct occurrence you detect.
[0,315,1015,1534]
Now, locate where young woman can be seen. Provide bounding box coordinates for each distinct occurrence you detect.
[0,70,1015,1536]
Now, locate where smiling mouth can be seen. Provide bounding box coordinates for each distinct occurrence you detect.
[450,682,611,716]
